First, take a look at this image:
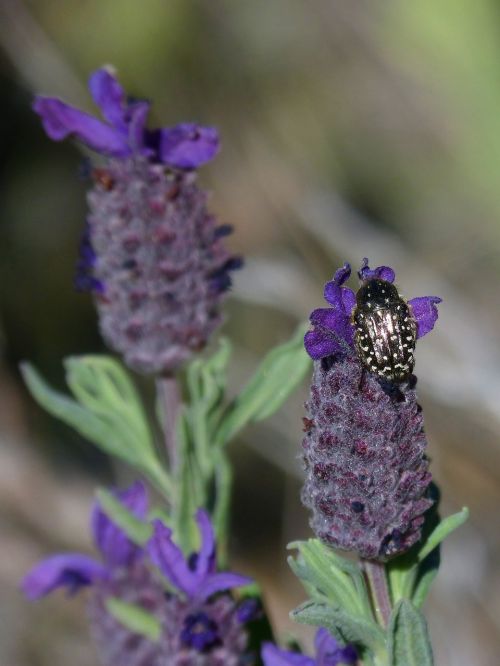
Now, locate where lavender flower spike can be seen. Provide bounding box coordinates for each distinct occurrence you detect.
[302,261,439,559]
[34,66,219,168]
[34,65,241,373]
[91,505,253,665]
[262,628,357,666]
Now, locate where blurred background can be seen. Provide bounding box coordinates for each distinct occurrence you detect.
[1,1,500,664]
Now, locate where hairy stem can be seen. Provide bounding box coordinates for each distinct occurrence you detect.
[362,559,392,628]
[156,374,182,474]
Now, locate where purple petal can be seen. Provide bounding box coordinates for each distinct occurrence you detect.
[324,280,356,312]
[408,296,442,339]
[127,100,151,153]
[21,553,107,600]
[195,509,216,578]
[88,67,126,128]
[197,571,253,602]
[304,328,346,360]
[262,643,315,666]
[33,97,131,156]
[147,520,196,596]
[304,308,355,360]
[324,264,354,309]
[358,258,395,284]
[92,481,148,567]
[341,288,356,315]
[315,628,358,664]
[158,122,220,169]
[333,262,352,287]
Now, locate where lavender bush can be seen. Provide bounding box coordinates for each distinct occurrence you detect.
[22,66,468,666]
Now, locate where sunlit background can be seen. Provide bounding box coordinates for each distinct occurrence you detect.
[1,1,500,664]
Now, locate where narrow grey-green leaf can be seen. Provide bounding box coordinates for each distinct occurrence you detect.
[388,600,433,666]
[106,598,161,641]
[388,507,468,605]
[21,360,172,497]
[64,355,154,457]
[411,547,441,609]
[291,600,385,652]
[417,508,469,562]
[215,323,310,446]
[288,539,371,619]
[21,362,136,464]
[288,541,361,615]
[96,489,152,545]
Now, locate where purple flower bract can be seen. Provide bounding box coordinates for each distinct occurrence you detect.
[33,67,219,168]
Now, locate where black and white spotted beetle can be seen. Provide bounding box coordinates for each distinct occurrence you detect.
[353,278,417,383]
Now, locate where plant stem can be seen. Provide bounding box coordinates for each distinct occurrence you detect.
[362,559,392,628]
[156,374,182,474]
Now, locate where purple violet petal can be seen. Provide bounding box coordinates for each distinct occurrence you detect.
[126,100,151,153]
[304,328,344,360]
[314,628,357,665]
[358,258,395,284]
[323,281,355,311]
[310,307,349,333]
[307,307,355,354]
[194,508,216,577]
[147,520,196,596]
[33,97,131,157]
[261,643,315,666]
[408,296,442,339]
[158,122,220,169]
[323,264,353,309]
[341,287,356,315]
[88,67,126,129]
[91,481,148,568]
[237,597,262,623]
[333,262,352,287]
[21,553,107,600]
[197,571,253,602]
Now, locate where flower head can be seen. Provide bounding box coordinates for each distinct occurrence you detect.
[33,67,219,168]
[301,261,439,559]
[262,628,357,666]
[304,259,441,362]
[34,67,241,374]
[23,492,254,665]
[82,158,241,373]
[91,508,253,665]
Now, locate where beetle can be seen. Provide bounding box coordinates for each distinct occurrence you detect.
[353,278,417,383]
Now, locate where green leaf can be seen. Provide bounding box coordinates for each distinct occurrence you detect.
[185,339,232,477]
[388,506,469,606]
[212,451,232,566]
[64,356,154,458]
[171,407,205,553]
[105,597,161,641]
[287,539,372,619]
[388,600,433,666]
[21,358,172,497]
[215,323,310,446]
[416,507,469,563]
[411,549,440,609]
[291,600,385,653]
[95,488,152,545]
